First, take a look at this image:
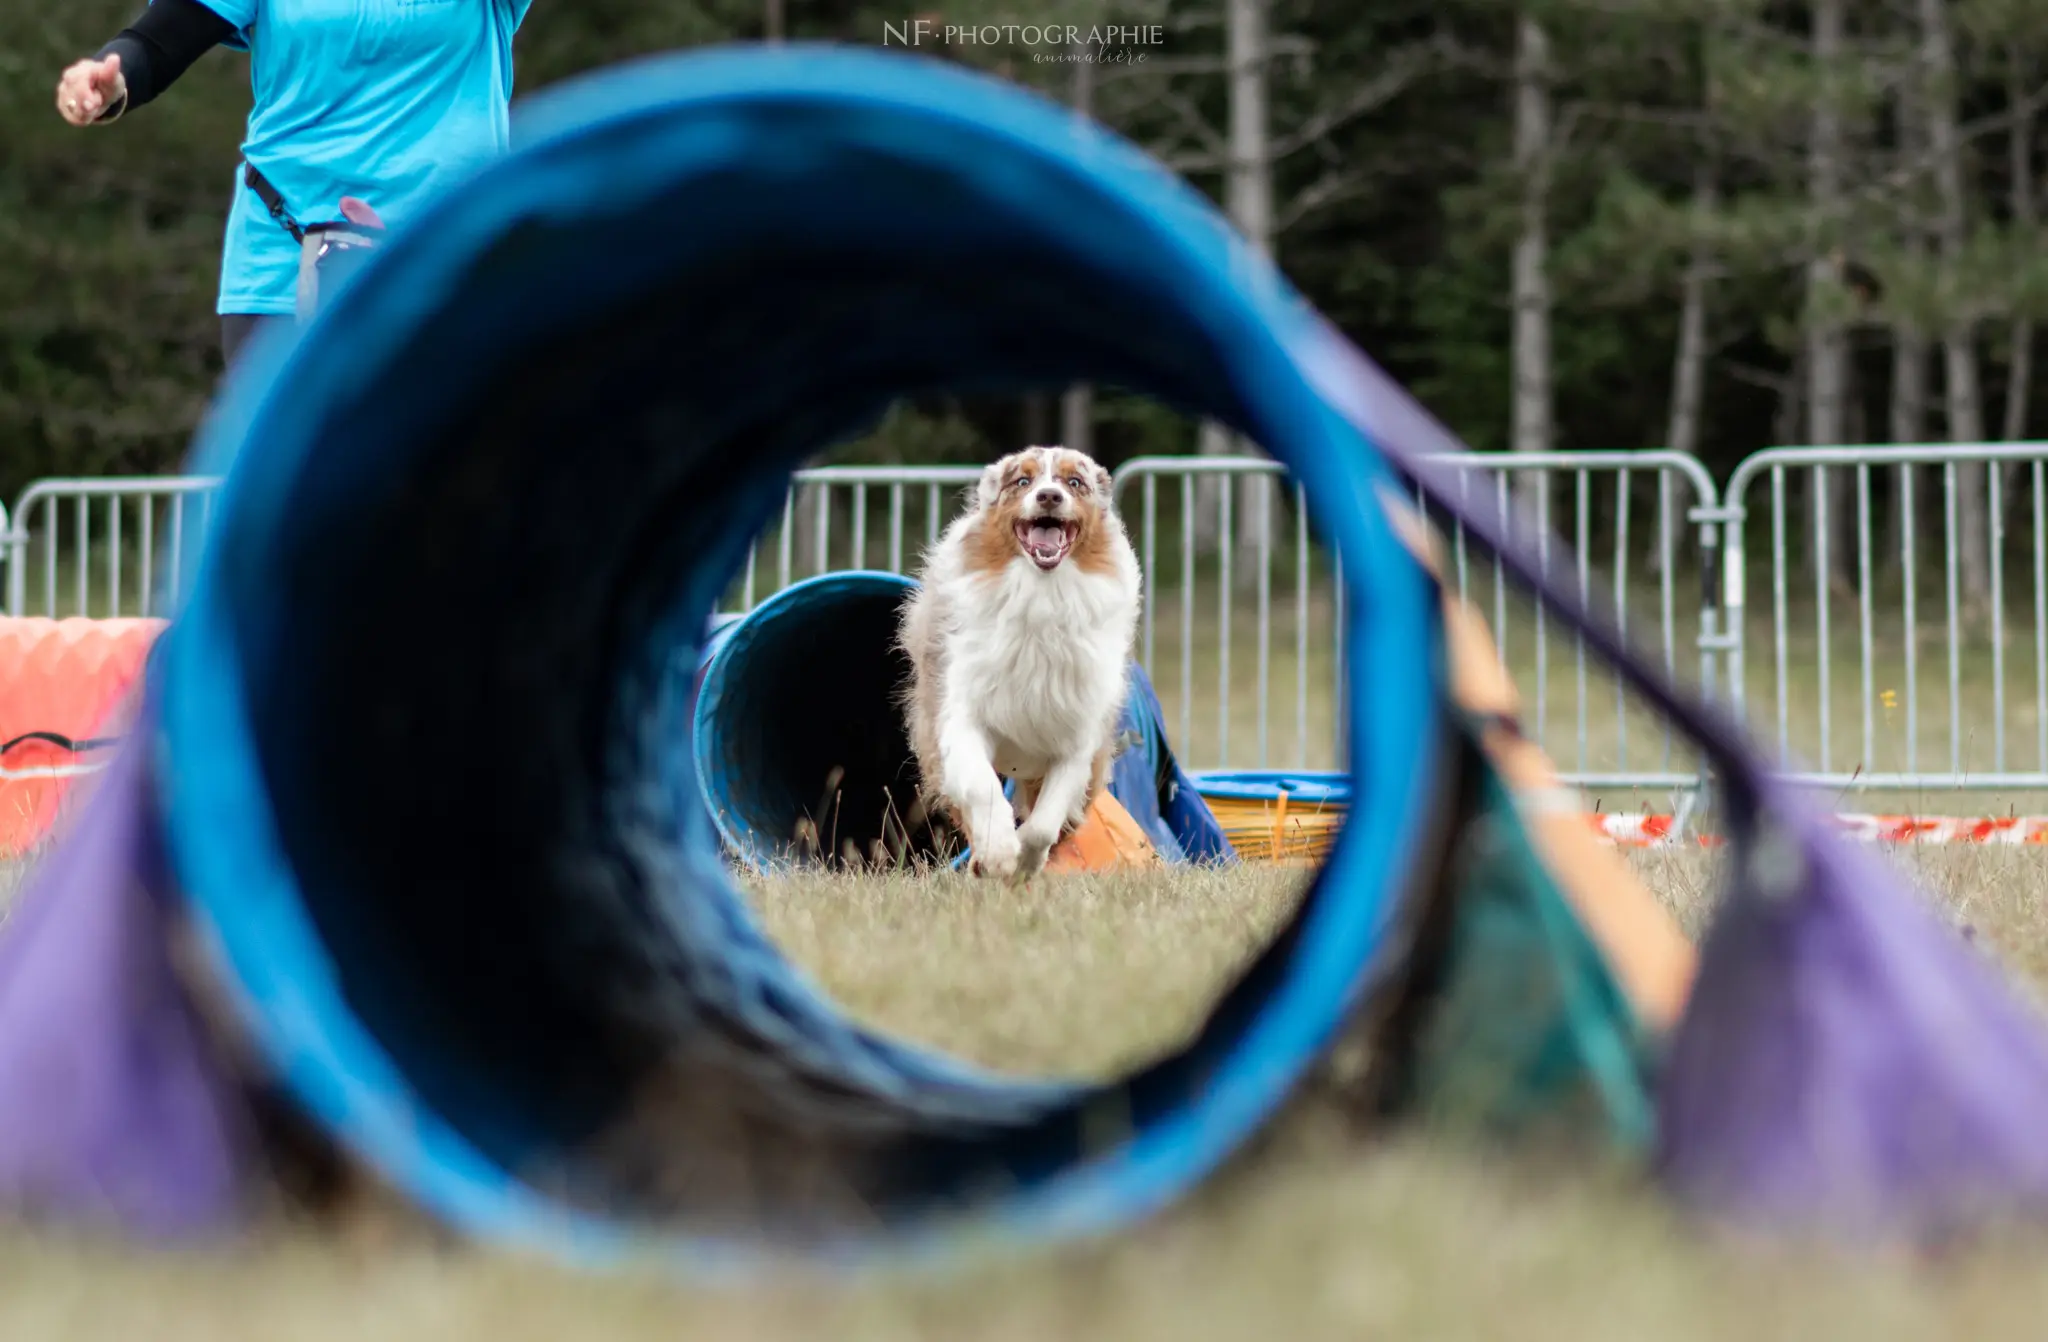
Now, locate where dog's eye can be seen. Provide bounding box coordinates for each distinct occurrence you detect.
[1011,476,1031,490]
[1066,476,1085,491]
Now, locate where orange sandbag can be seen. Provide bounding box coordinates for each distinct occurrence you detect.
[0,618,165,858]
[1046,789,1160,873]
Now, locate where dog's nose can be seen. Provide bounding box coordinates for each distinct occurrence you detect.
[1034,488,1064,508]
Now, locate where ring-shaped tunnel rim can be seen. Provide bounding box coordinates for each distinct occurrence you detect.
[155,42,1444,1278]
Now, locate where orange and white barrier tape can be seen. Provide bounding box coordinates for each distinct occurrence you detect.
[1200,791,2048,861]
[1586,812,2048,848]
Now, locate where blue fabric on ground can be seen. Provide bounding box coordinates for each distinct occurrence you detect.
[1108,663,1235,865]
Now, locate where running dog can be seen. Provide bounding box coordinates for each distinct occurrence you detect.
[897,445,1142,880]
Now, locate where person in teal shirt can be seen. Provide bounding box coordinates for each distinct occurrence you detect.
[56,0,532,366]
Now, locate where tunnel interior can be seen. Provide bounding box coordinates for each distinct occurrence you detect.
[155,49,1443,1258]
[696,572,954,870]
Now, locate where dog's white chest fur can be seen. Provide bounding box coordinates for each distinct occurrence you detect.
[949,561,1136,778]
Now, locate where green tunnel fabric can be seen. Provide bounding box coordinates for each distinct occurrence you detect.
[1366,724,1660,1156]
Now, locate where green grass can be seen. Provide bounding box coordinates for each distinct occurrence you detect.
[7,853,2048,1338]
[737,864,1309,1081]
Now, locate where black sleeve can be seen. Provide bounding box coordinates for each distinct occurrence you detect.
[93,0,240,114]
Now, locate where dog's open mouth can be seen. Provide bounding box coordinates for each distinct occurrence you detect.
[1015,517,1078,570]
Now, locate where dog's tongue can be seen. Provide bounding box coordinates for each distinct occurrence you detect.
[1028,520,1066,563]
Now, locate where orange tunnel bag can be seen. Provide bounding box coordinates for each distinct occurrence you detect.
[0,618,164,858]
[1046,789,1160,874]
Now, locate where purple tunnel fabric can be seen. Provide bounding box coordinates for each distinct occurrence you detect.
[0,726,255,1236]
[1297,320,2048,1241]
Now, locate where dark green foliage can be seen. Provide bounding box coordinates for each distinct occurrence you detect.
[2,0,2042,502]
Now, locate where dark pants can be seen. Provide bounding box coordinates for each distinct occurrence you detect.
[220,313,292,371]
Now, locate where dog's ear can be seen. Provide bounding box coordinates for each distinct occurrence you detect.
[976,459,1007,512]
[1094,463,1114,506]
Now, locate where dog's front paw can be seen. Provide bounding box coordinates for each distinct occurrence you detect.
[970,825,1022,880]
[1015,827,1056,881]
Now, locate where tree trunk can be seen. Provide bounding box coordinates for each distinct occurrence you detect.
[1809,329,1854,597]
[764,0,783,41]
[1943,329,1992,607]
[1062,387,1094,456]
[2004,330,2035,444]
[1511,12,1555,523]
[1919,0,1991,608]
[1804,316,1848,450]
[1655,163,1714,578]
[1773,352,1808,447]
[1063,32,1097,461]
[1885,69,1929,575]
[1887,324,1929,572]
[1943,330,1992,611]
[1843,370,1869,594]
[2001,57,2036,540]
[1196,0,1274,567]
[2005,59,2036,446]
[1023,394,1050,446]
[1893,329,1930,443]
[1225,0,1273,277]
[1229,0,1276,585]
[1842,367,1867,596]
[789,481,825,581]
[1805,0,1846,450]
[1198,0,1278,585]
[1806,0,1852,594]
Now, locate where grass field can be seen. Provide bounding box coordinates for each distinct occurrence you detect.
[9,850,2048,1339]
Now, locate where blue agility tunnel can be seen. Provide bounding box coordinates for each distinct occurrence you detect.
[693,570,1235,871]
[152,42,1444,1267]
[0,43,1466,1273]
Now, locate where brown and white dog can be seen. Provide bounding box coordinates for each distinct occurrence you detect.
[897,446,1143,880]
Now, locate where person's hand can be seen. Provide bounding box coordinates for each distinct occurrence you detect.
[54,54,127,126]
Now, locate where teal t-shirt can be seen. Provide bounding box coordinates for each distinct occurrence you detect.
[194,0,532,315]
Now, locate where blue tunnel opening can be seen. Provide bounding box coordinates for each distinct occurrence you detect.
[694,571,952,870]
[693,568,1243,875]
[153,45,1449,1268]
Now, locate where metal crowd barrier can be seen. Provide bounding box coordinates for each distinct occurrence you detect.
[729,451,1728,792]
[1108,451,1722,795]
[15,442,2048,801]
[4,477,221,620]
[727,464,986,610]
[1720,443,2048,796]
